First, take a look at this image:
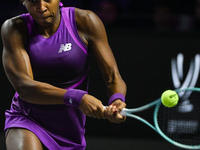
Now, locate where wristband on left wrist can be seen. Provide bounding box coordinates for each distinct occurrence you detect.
[108,93,125,105]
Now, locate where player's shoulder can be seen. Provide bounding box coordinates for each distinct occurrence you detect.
[74,8,104,33]
[74,8,96,21]
[1,15,27,36]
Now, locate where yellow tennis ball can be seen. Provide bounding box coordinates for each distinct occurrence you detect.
[161,90,179,107]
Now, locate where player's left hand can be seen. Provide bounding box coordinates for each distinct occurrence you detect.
[104,99,126,123]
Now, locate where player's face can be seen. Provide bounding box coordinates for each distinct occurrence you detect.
[23,0,60,27]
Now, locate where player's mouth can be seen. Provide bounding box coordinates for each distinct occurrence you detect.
[37,15,53,20]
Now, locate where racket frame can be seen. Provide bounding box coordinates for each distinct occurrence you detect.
[119,87,200,149]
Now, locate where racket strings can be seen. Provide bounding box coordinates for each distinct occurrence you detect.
[156,91,200,146]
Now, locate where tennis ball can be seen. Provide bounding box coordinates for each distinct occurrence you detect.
[161,90,179,107]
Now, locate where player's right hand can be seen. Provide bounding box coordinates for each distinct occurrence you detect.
[79,94,105,119]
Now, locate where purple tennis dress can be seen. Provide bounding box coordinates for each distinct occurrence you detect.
[4,5,90,150]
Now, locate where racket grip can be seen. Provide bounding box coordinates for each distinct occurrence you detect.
[120,108,127,116]
[103,106,127,116]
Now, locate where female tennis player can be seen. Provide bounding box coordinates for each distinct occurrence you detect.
[1,0,127,149]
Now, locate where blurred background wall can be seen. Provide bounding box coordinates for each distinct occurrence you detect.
[1,0,200,144]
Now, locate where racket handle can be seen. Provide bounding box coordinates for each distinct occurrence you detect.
[120,108,127,116]
[103,106,127,116]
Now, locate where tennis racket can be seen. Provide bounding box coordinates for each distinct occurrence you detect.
[107,87,200,149]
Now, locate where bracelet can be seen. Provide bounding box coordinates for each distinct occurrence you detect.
[63,89,88,107]
[108,93,125,105]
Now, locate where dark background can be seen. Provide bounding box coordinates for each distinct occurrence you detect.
[1,0,200,148]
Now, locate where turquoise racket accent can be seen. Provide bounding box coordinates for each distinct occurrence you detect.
[117,87,200,149]
[120,99,160,131]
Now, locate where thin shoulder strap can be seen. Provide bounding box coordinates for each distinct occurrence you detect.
[20,13,34,37]
[61,7,88,54]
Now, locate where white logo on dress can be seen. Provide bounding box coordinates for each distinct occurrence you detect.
[58,43,72,53]
[69,98,73,104]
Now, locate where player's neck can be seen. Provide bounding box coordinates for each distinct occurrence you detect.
[36,12,61,38]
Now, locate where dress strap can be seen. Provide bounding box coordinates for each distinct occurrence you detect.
[61,7,88,54]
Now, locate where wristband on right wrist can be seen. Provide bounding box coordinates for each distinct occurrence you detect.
[63,89,88,107]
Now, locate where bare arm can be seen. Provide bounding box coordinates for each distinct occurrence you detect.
[1,16,66,105]
[75,9,127,122]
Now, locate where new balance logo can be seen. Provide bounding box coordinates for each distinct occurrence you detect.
[69,98,73,104]
[58,43,72,53]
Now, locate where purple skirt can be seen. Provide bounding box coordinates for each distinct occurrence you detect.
[5,92,86,150]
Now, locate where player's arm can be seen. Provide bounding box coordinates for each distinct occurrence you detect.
[1,16,66,105]
[75,9,127,122]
